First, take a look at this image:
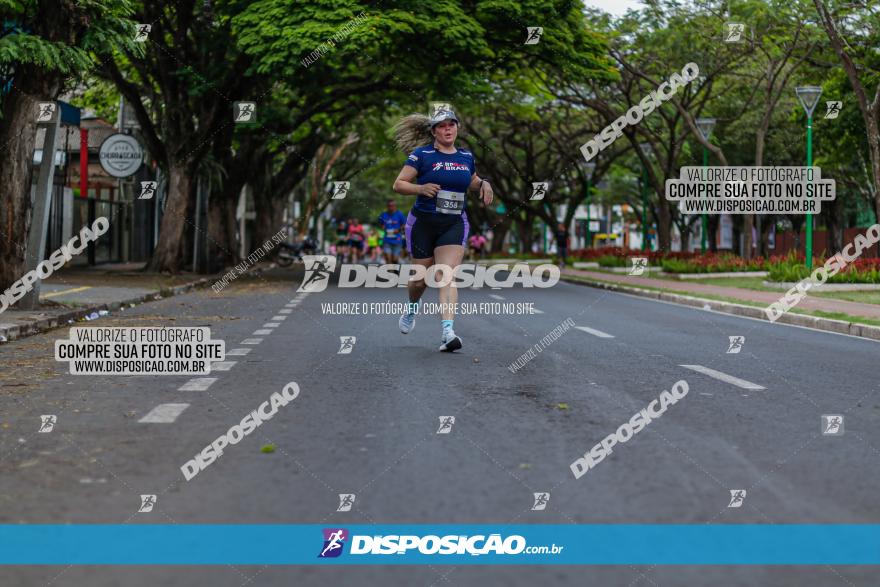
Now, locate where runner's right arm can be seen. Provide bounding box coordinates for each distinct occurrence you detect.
[393,165,439,197]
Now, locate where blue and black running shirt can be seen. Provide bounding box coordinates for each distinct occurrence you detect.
[404,144,476,214]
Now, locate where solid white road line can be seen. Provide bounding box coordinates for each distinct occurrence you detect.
[138,403,189,423]
[263,322,280,328]
[179,378,218,391]
[241,338,263,345]
[679,364,766,390]
[489,294,505,300]
[574,325,615,339]
[253,329,273,335]
[226,348,252,356]
[271,315,287,321]
[211,361,237,372]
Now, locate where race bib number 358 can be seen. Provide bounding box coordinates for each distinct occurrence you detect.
[436,190,465,215]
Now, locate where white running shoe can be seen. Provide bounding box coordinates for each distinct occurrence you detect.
[399,312,416,334]
[438,329,462,352]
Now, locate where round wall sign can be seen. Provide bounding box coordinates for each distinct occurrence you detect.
[98,133,144,178]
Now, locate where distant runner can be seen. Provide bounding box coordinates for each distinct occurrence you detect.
[347,218,365,264]
[378,199,407,264]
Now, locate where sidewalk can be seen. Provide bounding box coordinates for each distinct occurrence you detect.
[561,268,880,341]
[0,263,219,343]
[564,268,880,320]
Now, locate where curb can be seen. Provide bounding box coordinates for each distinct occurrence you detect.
[0,262,277,345]
[561,275,880,342]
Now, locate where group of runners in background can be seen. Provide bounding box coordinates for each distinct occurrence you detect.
[332,198,489,264]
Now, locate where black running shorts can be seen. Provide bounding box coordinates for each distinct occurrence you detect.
[405,209,470,259]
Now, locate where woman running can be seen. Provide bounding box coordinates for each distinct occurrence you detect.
[391,109,494,352]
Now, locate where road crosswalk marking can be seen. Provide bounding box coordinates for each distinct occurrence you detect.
[138,403,189,423]
[679,364,766,390]
[279,309,293,314]
[253,329,272,335]
[179,378,218,391]
[263,322,280,328]
[489,294,505,300]
[226,348,251,356]
[574,325,615,338]
[271,315,287,321]
[241,338,263,345]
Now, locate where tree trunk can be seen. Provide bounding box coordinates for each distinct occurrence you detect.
[0,65,64,290]
[147,162,193,273]
[825,198,843,255]
[656,199,671,251]
[206,184,240,273]
[253,188,286,249]
[517,212,534,254]
[0,87,38,290]
[708,215,719,252]
[490,218,511,254]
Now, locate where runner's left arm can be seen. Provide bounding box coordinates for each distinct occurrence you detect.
[470,173,494,205]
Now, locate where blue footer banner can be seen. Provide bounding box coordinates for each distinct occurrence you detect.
[1,525,879,565]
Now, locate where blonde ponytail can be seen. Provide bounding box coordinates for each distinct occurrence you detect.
[392,114,433,153]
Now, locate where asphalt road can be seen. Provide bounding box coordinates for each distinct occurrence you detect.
[1,266,878,586]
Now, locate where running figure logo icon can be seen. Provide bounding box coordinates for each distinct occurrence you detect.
[727,490,746,508]
[37,103,56,123]
[233,102,256,123]
[298,255,336,292]
[437,416,455,434]
[337,336,356,354]
[38,415,57,433]
[337,494,356,512]
[134,24,151,42]
[530,182,548,201]
[139,181,157,200]
[727,336,745,354]
[724,23,745,42]
[525,27,543,45]
[331,181,349,200]
[629,257,648,276]
[824,101,842,119]
[821,414,844,436]
[318,528,348,558]
[138,494,157,513]
[531,492,550,511]
[429,102,452,118]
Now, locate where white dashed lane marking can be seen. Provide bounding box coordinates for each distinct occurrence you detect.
[138,403,189,423]
[679,364,766,390]
[574,326,615,339]
[227,348,252,356]
[179,378,218,391]
[211,361,237,372]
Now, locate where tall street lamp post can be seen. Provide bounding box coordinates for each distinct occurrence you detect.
[695,118,716,254]
[795,85,823,270]
[583,161,596,248]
